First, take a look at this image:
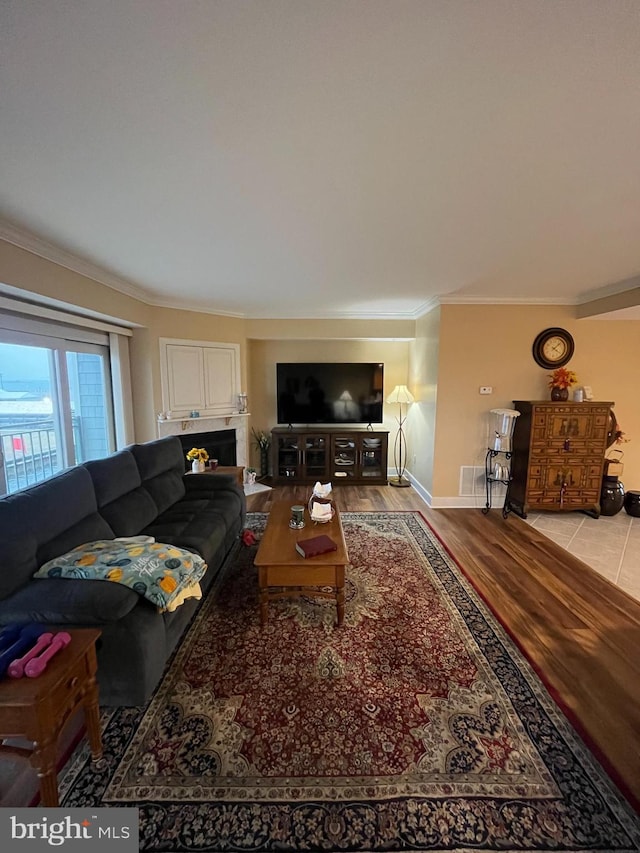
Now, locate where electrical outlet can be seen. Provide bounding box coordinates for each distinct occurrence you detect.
[479,386,493,395]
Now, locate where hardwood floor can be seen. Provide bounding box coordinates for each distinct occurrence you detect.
[247,484,640,808]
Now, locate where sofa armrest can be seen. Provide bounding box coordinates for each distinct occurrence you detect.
[182,473,238,492]
[0,578,141,625]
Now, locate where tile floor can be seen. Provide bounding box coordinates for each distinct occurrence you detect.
[524,509,640,601]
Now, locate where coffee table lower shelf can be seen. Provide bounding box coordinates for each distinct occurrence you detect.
[258,565,346,626]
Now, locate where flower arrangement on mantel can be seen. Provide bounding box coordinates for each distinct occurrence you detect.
[548,367,578,390]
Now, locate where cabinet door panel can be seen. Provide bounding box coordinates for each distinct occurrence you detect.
[276,433,301,480]
[303,434,328,478]
[548,414,591,439]
[203,347,238,413]
[166,345,205,411]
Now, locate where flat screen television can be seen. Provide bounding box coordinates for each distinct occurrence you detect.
[276,363,384,425]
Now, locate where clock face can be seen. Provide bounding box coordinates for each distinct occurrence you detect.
[542,336,568,362]
[532,328,574,369]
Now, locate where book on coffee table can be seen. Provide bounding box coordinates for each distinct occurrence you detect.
[295,534,338,558]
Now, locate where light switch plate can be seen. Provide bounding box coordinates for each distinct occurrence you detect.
[479,386,492,395]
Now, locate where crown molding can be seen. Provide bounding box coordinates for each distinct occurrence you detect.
[576,273,640,305]
[413,297,441,318]
[242,309,421,321]
[438,294,571,306]
[0,218,154,304]
[6,218,618,321]
[147,294,246,318]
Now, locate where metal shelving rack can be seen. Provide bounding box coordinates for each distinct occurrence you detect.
[482,447,513,518]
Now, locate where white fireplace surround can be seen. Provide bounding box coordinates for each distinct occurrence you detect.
[157,414,250,467]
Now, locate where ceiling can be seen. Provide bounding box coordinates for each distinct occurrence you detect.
[2,0,640,320]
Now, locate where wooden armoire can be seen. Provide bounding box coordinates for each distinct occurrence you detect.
[508,401,613,518]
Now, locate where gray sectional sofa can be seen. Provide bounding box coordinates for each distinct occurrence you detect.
[0,436,246,705]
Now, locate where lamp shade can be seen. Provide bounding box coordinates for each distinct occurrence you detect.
[386,385,415,405]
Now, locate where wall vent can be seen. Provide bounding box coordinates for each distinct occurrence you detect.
[459,465,507,500]
[459,466,485,496]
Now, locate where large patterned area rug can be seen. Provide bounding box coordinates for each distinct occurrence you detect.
[60,511,640,851]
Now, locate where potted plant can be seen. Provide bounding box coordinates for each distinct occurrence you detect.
[251,429,271,477]
[548,367,578,401]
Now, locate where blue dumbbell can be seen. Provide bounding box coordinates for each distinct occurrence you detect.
[0,624,49,678]
[0,624,27,654]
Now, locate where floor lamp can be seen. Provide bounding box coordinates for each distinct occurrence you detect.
[386,384,414,487]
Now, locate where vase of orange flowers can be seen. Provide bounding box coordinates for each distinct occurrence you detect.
[548,367,578,402]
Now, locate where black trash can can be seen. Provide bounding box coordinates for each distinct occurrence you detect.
[623,490,640,518]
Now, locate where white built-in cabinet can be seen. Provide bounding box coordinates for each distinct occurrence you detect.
[160,338,240,417]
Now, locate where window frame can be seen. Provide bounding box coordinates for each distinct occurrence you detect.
[0,310,124,491]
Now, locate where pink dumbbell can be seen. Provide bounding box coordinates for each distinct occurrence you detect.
[8,632,54,678]
[24,632,71,678]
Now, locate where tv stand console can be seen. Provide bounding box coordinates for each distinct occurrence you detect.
[272,427,388,485]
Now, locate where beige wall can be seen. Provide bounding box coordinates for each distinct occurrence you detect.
[0,241,150,326]
[246,336,411,471]
[245,318,414,341]
[406,305,441,497]
[2,240,638,504]
[427,304,640,501]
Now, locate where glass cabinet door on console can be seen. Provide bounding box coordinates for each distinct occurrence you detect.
[275,432,301,481]
[359,433,385,480]
[331,432,388,482]
[271,428,388,485]
[302,434,328,480]
[332,435,357,481]
[273,430,328,482]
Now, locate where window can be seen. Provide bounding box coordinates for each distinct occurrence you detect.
[0,305,128,496]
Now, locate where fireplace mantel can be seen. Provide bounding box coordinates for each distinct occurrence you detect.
[157,413,250,467]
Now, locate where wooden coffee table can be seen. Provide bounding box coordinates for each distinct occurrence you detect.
[254,500,349,626]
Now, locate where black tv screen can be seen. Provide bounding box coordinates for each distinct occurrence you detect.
[276,363,384,425]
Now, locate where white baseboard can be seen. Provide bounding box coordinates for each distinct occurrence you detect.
[403,470,487,509]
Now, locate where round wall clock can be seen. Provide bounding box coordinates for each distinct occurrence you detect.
[532,327,575,369]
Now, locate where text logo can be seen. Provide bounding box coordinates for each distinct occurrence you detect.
[0,809,138,851]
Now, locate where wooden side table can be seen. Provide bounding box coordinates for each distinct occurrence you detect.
[0,628,102,807]
[188,465,245,486]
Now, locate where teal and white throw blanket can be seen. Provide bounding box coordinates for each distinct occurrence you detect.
[35,538,207,612]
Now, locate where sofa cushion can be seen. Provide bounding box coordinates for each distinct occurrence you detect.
[0,577,140,624]
[0,467,114,598]
[142,492,243,565]
[129,436,186,515]
[84,451,158,535]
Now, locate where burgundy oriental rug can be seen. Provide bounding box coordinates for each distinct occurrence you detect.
[60,511,640,851]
